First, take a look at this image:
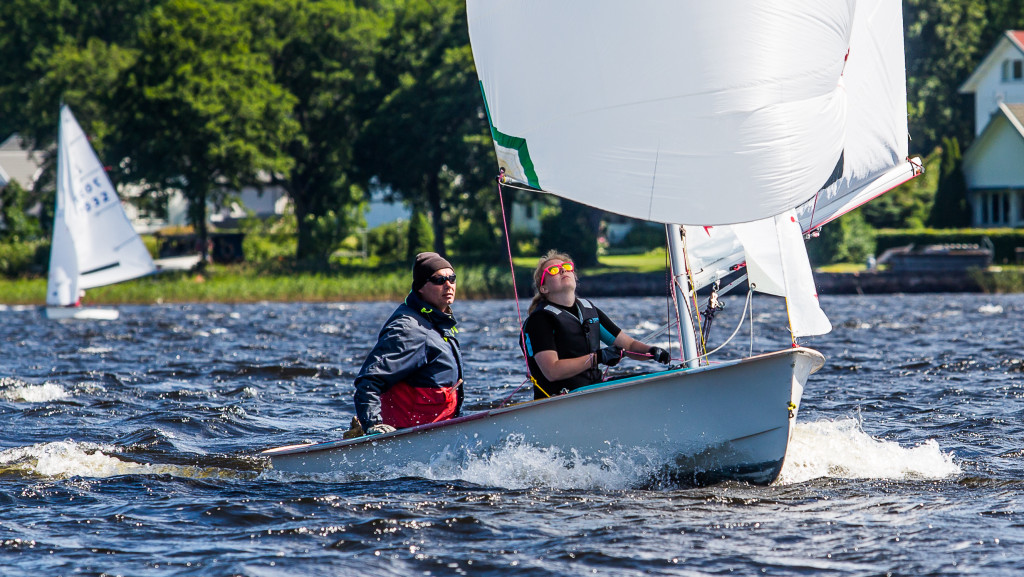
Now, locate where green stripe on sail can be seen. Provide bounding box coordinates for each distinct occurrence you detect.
[479,82,540,188]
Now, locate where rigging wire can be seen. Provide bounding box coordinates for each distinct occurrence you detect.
[494,170,533,408]
[749,283,755,357]
[676,286,753,366]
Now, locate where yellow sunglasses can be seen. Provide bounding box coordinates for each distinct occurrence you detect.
[540,261,574,285]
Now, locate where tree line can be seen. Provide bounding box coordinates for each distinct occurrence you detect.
[2,0,1023,268]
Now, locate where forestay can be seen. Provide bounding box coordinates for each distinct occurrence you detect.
[47,105,155,307]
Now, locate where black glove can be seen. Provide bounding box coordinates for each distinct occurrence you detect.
[648,346,670,364]
[596,346,623,367]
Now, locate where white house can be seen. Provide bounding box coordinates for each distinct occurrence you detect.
[0,134,44,191]
[958,30,1024,227]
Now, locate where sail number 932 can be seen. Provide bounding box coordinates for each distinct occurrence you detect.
[79,177,112,213]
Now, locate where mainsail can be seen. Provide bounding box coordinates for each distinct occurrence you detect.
[47,105,155,307]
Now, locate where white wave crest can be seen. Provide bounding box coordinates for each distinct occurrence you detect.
[0,382,70,403]
[778,418,961,484]
[0,441,240,480]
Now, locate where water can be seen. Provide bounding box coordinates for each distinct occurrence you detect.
[1,294,1021,576]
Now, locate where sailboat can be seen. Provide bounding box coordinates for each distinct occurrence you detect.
[262,0,922,485]
[45,105,156,320]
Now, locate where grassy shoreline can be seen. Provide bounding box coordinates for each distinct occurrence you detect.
[0,266,518,306]
[0,252,675,306]
[3,256,1021,306]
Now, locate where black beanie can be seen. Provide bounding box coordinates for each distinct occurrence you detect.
[412,252,453,291]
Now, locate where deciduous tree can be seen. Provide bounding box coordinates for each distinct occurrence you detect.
[108,0,298,267]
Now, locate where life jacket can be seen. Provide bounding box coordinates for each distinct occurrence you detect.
[380,380,460,428]
[526,298,602,397]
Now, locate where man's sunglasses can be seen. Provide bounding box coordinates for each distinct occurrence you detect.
[540,262,574,286]
[428,273,457,285]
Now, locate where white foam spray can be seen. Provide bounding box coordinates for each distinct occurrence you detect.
[778,418,961,484]
[0,381,70,403]
[0,441,244,480]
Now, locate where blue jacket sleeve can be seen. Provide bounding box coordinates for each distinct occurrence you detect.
[353,318,427,429]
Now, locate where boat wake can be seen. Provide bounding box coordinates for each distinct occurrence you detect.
[0,441,249,481]
[778,418,961,484]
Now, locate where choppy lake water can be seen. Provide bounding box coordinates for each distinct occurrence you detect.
[1,293,1022,576]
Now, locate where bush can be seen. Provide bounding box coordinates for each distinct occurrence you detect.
[807,209,875,265]
[406,210,434,260]
[244,233,296,263]
[0,240,49,277]
[368,220,409,264]
[618,222,665,252]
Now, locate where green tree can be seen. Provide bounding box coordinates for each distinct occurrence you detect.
[539,199,601,267]
[806,209,875,266]
[861,148,940,229]
[356,0,493,258]
[108,0,299,267]
[0,0,164,139]
[406,210,435,261]
[0,180,42,242]
[903,1,1024,153]
[243,0,386,264]
[927,137,971,227]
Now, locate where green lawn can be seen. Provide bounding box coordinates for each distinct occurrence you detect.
[513,248,668,275]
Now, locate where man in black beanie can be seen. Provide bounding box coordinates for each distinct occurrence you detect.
[351,252,464,436]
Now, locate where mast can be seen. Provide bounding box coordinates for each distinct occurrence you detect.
[666,224,700,369]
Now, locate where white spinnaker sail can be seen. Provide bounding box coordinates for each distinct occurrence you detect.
[467,0,854,225]
[796,0,917,231]
[46,105,155,307]
[681,0,917,293]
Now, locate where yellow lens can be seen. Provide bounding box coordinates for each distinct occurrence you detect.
[561,263,574,272]
[546,265,561,275]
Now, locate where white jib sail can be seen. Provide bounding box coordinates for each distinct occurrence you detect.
[467,0,855,225]
[46,105,155,307]
[733,211,832,338]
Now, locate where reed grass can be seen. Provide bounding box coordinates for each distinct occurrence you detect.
[0,263,526,305]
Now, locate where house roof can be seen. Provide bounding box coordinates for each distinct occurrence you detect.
[959,30,1024,94]
[962,102,1024,170]
[1003,102,1024,137]
[0,133,45,189]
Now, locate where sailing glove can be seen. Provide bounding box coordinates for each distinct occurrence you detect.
[596,347,623,367]
[366,423,397,435]
[648,346,671,364]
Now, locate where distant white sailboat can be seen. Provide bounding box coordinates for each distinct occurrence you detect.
[263,0,922,485]
[45,105,156,320]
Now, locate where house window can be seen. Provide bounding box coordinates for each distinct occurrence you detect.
[990,192,1002,224]
[1003,59,1024,81]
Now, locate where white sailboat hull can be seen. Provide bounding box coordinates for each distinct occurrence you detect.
[44,306,119,320]
[263,347,825,486]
